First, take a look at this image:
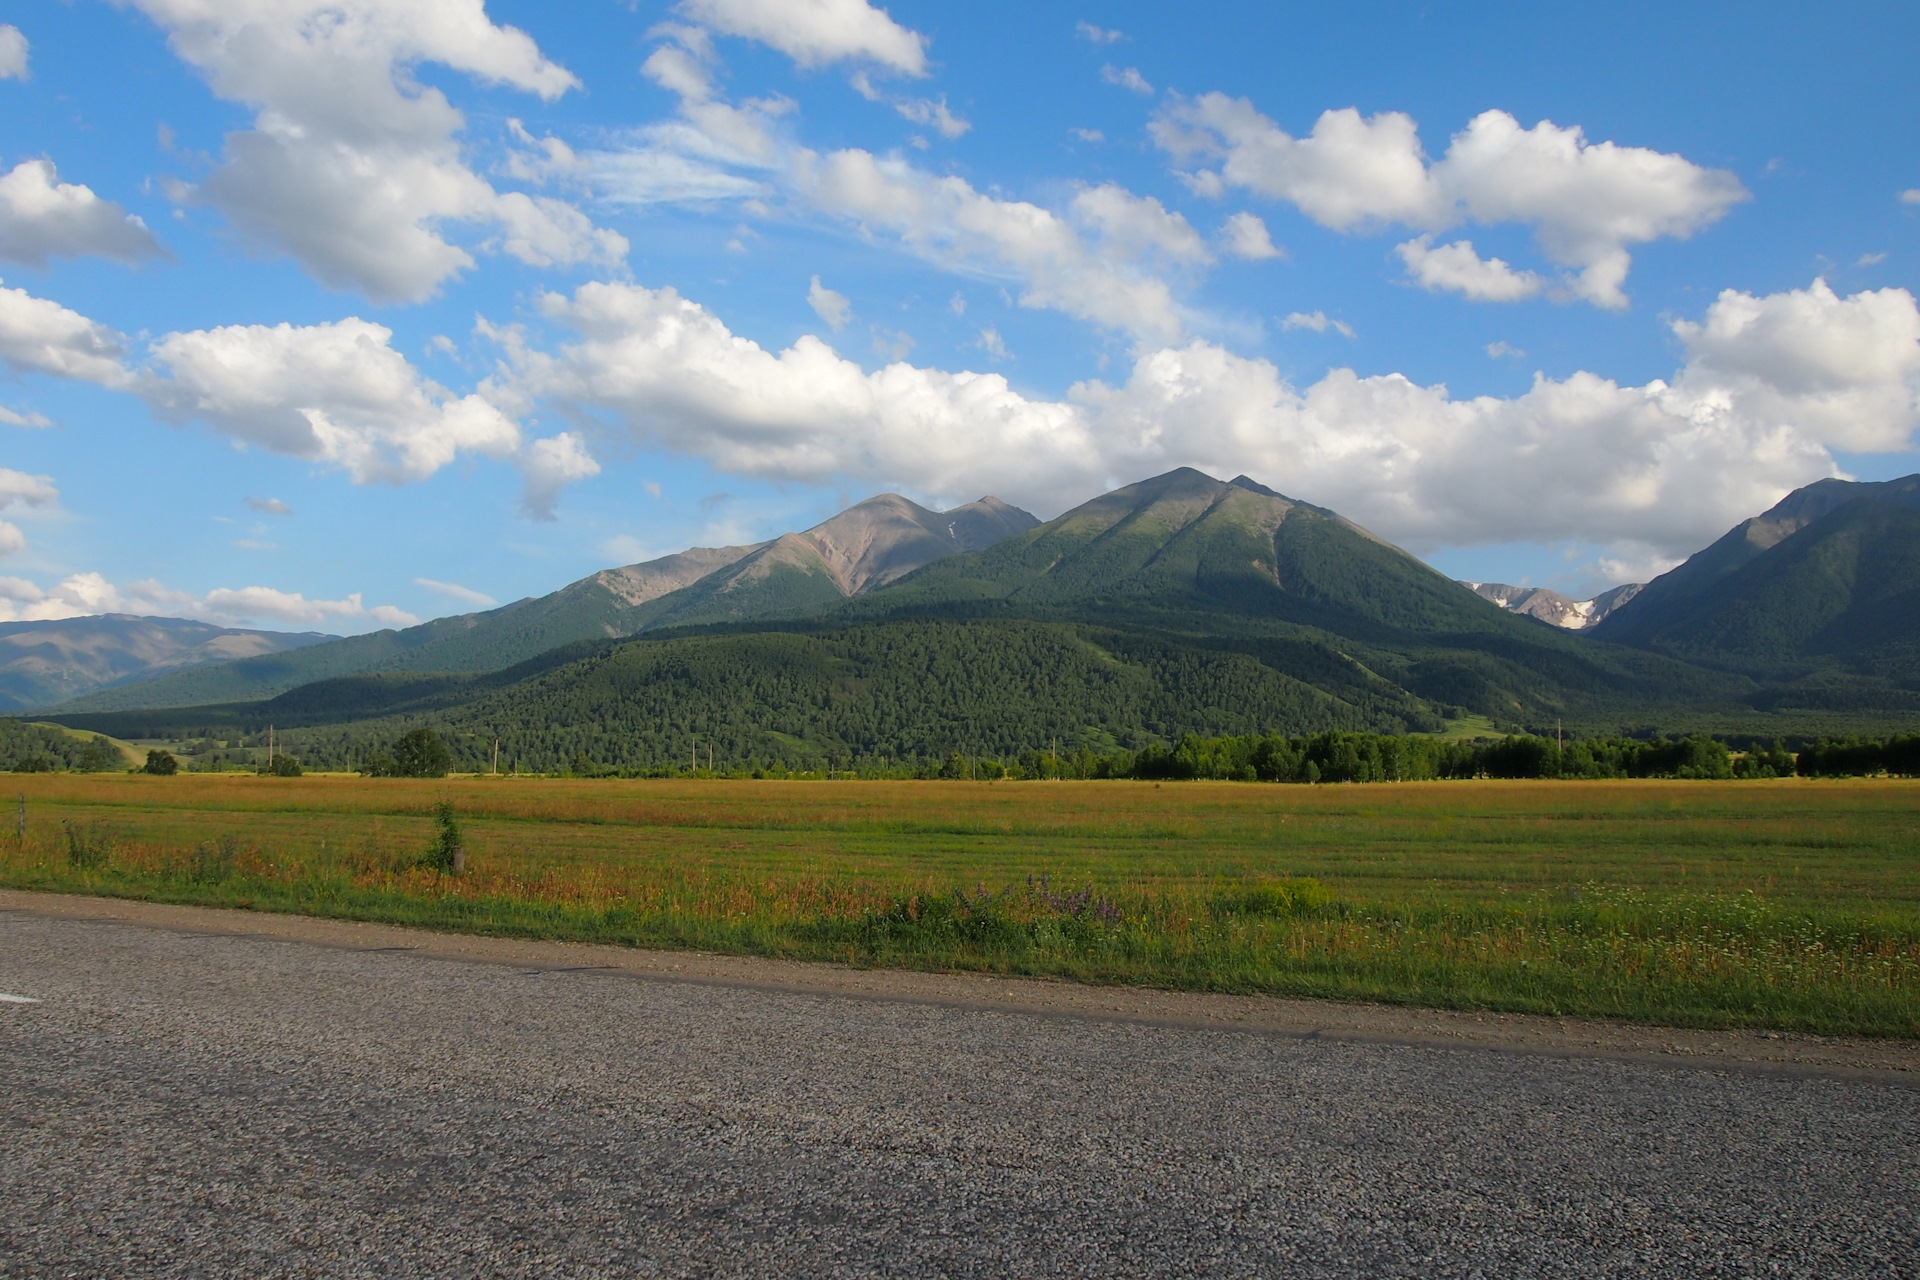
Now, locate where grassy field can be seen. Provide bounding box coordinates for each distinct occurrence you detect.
[3,773,1917,1037]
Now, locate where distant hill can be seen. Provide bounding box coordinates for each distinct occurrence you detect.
[0,614,332,711]
[1592,474,1920,710]
[51,494,1038,712]
[1465,582,1643,630]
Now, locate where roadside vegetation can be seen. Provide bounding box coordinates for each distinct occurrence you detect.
[2,774,1916,1038]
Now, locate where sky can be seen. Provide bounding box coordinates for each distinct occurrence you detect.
[0,0,1917,634]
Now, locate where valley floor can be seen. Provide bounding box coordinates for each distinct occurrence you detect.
[1,775,1916,1036]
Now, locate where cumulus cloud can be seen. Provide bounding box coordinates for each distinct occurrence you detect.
[519,430,600,519]
[1395,235,1545,302]
[494,278,1917,559]
[0,571,416,628]
[676,0,927,75]
[130,0,624,303]
[0,404,52,428]
[0,280,130,386]
[894,96,971,140]
[1154,97,1747,307]
[808,275,853,330]
[140,318,520,483]
[1101,65,1153,95]
[794,151,1204,339]
[0,24,25,81]
[414,577,498,607]
[0,468,53,558]
[1669,278,1920,452]
[1280,311,1354,337]
[0,469,57,511]
[0,160,166,266]
[1220,211,1282,260]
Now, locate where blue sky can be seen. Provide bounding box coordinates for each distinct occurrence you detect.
[0,0,1916,633]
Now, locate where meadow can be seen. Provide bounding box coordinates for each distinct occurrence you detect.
[3,773,1918,1037]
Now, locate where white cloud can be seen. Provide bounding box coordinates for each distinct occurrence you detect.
[497,277,1914,559]
[0,469,57,510]
[414,577,498,608]
[1220,211,1282,260]
[1154,97,1746,307]
[0,160,167,266]
[1101,64,1154,95]
[519,430,600,520]
[1395,234,1545,302]
[0,522,22,557]
[794,151,1200,339]
[0,571,416,628]
[895,96,971,140]
[1486,341,1525,359]
[131,0,623,303]
[1069,128,1105,144]
[1857,252,1887,266]
[0,25,26,81]
[676,0,928,75]
[0,404,52,428]
[1076,22,1123,44]
[1280,311,1354,338]
[1669,278,1920,452]
[141,318,520,483]
[0,280,129,386]
[975,327,1008,358]
[245,497,292,515]
[1901,189,1920,206]
[808,275,853,330]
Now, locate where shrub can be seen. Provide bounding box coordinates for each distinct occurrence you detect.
[259,754,302,777]
[419,800,463,873]
[143,749,179,776]
[13,755,51,773]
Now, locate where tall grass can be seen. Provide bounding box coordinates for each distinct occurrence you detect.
[2,774,1917,1037]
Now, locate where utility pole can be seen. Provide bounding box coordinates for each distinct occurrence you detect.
[268,723,274,764]
[492,739,500,775]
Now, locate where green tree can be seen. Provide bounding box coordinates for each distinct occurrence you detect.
[142,749,179,776]
[391,728,452,778]
[76,736,121,773]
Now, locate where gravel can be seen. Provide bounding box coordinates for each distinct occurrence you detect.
[2,909,1915,1278]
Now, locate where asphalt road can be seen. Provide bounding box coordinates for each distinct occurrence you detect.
[3,907,1916,1279]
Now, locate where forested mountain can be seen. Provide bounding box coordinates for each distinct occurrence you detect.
[53,494,1035,712]
[1593,474,1920,711]
[0,614,332,711]
[35,468,1920,766]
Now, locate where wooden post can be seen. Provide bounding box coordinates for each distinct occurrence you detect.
[451,845,465,876]
[15,793,23,844]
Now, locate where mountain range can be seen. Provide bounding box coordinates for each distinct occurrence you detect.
[48,493,1037,713]
[22,467,1920,767]
[0,615,332,712]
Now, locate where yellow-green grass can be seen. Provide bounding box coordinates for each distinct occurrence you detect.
[3,774,1917,1036]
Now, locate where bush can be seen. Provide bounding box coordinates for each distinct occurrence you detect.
[143,749,179,776]
[259,754,302,777]
[419,800,463,873]
[13,755,51,773]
